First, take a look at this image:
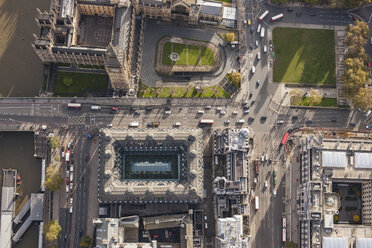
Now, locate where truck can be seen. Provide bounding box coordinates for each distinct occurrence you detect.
[260,27,265,38]
[147,121,160,128]
[65,151,70,162]
[91,105,101,110]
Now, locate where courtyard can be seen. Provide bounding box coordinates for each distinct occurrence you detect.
[333,182,362,224]
[272,27,336,85]
[162,42,215,66]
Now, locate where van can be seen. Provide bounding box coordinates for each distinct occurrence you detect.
[257,24,261,33]
[263,45,267,53]
[251,66,256,74]
[257,52,261,60]
[91,105,101,110]
[173,122,181,127]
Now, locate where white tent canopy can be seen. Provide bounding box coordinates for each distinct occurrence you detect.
[322,151,347,168]
[322,237,348,248]
[355,152,372,169]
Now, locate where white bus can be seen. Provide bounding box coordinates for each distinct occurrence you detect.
[260,27,265,38]
[255,196,259,210]
[282,228,286,242]
[129,122,139,127]
[199,119,214,125]
[67,103,82,109]
[258,10,269,21]
[270,13,284,22]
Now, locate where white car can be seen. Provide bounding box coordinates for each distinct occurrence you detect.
[277,120,284,125]
[204,106,211,110]
[70,182,73,191]
[70,165,73,172]
[66,170,69,178]
[70,173,73,182]
[236,119,245,124]
[255,40,259,47]
[66,185,69,193]
[263,45,267,53]
[216,107,223,112]
[69,206,73,214]
[273,190,277,197]
[224,120,230,124]
[232,111,239,115]
[254,178,257,184]
[261,156,265,162]
[265,155,268,161]
[197,110,205,114]
[107,124,112,128]
[220,111,226,115]
[243,110,250,115]
[173,122,181,127]
[70,197,73,206]
[264,181,268,188]
[165,110,171,115]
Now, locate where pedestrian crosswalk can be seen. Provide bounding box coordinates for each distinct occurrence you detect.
[68,116,86,125]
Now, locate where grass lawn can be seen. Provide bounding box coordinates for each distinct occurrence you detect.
[273,27,336,85]
[161,42,215,66]
[54,71,108,97]
[296,97,337,107]
[138,80,230,98]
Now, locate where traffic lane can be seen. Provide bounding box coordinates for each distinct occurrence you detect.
[58,208,71,248]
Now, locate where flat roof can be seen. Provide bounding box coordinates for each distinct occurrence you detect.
[0,214,12,248]
[322,151,347,168]
[355,152,372,169]
[356,238,372,248]
[223,6,237,20]
[323,214,333,229]
[30,193,44,221]
[322,237,348,248]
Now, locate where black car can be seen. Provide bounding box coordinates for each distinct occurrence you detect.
[309,12,316,16]
[260,116,267,121]
[250,100,256,106]
[249,91,253,99]
[287,8,294,12]
[250,27,254,33]
[306,119,313,124]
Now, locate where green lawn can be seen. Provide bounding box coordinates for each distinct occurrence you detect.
[161,42,215,66]
[138,80,230,98]
[54,72,108,96]
[273,27,336,85]
[296,97,337,107]
[214,0,232,3]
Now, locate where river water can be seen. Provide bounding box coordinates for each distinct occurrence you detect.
[0,132,41,247]
[0,0,50,97]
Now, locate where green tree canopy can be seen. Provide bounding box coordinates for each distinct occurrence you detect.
[222,33,237,43]
[43,220,62,243]
[308,88,323,105]
[49,136,61,149]
[80,235,92,247]
[290,88,304,105]
[285,241,298,248]
[44,164,63,192]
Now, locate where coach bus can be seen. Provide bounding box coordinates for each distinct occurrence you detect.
[255,196,259,210]
[281,132,290,145]
[258,10,269,21]
[199,119,214,126]
[270,13,284,22]
[67,103,82,109]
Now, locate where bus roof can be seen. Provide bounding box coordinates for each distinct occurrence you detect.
[281,132,289,145]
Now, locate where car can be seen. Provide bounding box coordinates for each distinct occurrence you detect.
[70,197,73,206]
[255,40,258,47]
[243,101,248,106]
[236,119,245,124]
[110,107,118,114]
[243,110,250,115]
[366,125,371,129]
[232,111,239,115]
[107,124,112,128]
[216,107,223,111]
[85,155,88,161]
[249,91,253,99]
[66,170,69,178]
[306,119,313,124]
[250,27,254,33]
[69,206,73,214]
[256,80,260,87]
[265,155,268,161]
[292,115,298,120]
[66,178,69,185]
[251,100,256,106]
[368,63,371,67]
[260,116,267,121]
[270,60,273,67]
[224,120,230,125]
[197,110,205,114]
[263,45,267,53]
[277,120,284,125]
[134,111,140,116]
[261,156,265,162]
[67,143,71,150]
[173,122,181,127]
[347,14,353,19]
[220,111,226,115]
[331,117,337,122]
[273,169,277,177]
[273,190,277,197]
[165,110,171,115]
[264,181,268,188]
[204,105,211,110]
[309,12,316,16]
[249,43,253,50]
[254,178,257,184]
[243,106,249,110]
[70,182,73,190]
[66,185,69,193]
[248,117,255,122]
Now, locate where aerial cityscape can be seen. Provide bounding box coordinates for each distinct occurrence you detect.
[1,0,372,247]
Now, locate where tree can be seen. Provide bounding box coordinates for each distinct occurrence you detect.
[49,136,61,149]
[353,87,372,112]
[80,235,92,247]
[308,89,323,105]
[290,88,304,105]
[285,241,298,248]
[222,33,236,43]
[44,164,63,192]
[342,57,370,96]
[228,72,241,88]
[43,220,62,243]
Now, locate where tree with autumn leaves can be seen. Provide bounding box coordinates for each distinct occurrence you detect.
[342,20,372,111]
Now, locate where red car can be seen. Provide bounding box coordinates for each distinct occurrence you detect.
[368,63,371,67]
[66,178,69,185]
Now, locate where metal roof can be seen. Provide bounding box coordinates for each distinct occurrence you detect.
[222,6,237,20]
[356,238,372,248]
[197,0,222,16]
[322,237,348,248]
[321,151,347,168]
[355,152,372,169]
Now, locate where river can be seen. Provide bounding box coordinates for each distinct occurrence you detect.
[0,0,50,97]
[0,131,42,247]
